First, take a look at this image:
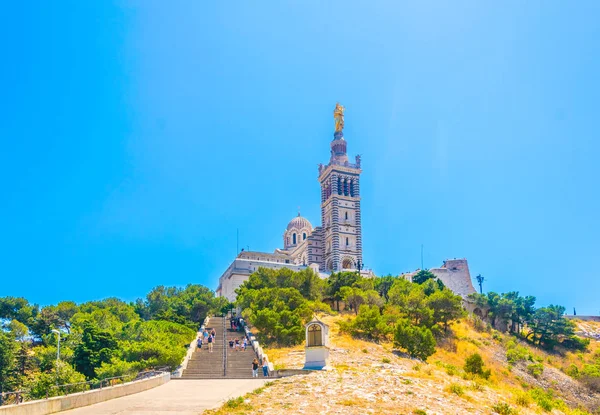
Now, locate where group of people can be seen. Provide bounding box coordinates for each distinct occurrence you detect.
[228,336,248,351]
[195,316,270,377]
[230,316,243,331]
[197,328,216,352]
[252,356,270,378]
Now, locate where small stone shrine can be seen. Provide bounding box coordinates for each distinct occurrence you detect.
[303,318,330,370]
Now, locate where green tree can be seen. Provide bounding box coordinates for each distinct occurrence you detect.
[342,305,391,340]
[0,331,19,394]
[374,275,396,302]
[526,305,577,349]
[393,319,436,361]
[74,323,118,379]
[326,272,361,311]
[0,297,38,328]
[464,353,491,379]
[427,289,465,332]
[136,285,222,327]
[411,270,437,285]
[339,286,366,315]
[25,361,86,399]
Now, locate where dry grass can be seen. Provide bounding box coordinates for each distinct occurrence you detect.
[208,315,599,415]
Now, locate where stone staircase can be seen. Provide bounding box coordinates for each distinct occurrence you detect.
[181,316,268,379]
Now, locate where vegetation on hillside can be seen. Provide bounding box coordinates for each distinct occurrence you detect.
[236,268,464,360]
[0,284,228,399]
[235,266,600,404]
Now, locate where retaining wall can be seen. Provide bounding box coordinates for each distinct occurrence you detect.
[0,373,170,415]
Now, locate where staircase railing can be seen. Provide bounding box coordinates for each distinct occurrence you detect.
[222,315,227,377]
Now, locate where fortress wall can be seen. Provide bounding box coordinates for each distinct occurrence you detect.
[429,259,477,297]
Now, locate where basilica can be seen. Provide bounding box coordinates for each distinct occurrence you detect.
[216,104,367,301]
[216,104,476,301]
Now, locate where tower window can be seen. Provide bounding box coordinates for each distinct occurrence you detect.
[346,237,349,246]
[293,233,297,244]
[303,233,307,240]
[345,212,348,220]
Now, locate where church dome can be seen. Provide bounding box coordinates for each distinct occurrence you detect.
[283,213,313,250]
[287,214,312,231]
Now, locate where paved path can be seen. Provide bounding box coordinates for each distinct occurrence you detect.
[59,379,268,415]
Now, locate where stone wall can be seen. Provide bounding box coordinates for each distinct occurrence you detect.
[0,373,169,415]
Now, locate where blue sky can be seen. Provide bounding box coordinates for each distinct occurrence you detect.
[1,1,598,314]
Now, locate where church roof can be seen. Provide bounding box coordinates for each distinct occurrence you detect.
[286,214,313,231]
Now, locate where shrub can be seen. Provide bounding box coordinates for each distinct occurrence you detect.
[514,391,530,407]
[224,396,244,408]
[469,315,487,332]
[413,410,427,415]
[564,364,580,378]
[447,383,464,396]
[526,363,544,378]
[491,402,517,415]
[394,320,436,361]
[445,364,457,376]
[470,381,484,391]
[382,357,391,364]
[506,345,532,365]
[464,353,491,379]
[580,364,600,392]
[529,388,563,412]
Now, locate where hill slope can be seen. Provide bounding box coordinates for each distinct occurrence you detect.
[206,316,600,415]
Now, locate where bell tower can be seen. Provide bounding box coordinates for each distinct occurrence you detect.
[318,103,363,272]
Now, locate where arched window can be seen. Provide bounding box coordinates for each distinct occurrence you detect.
[303,233,307,240]
[346,237,349,246]
[344,179,349,196]
[337,177,342,195]
[345,212,348,220]
[293,233,297,244]
[307,324,323,347]
[350,180,354,197]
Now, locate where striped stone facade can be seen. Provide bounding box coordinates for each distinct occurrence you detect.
[317,132,363,272]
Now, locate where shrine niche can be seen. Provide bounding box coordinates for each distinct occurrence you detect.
[303,318,330,370]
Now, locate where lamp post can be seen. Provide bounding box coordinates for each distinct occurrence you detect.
[51,330,61,363]
[355,259,363,277]
[475,274,485,294]
[51,329,61,386]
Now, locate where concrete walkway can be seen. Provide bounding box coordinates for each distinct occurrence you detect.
[58,379,268,415]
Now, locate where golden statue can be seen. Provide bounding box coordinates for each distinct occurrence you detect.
[334,102,345,132]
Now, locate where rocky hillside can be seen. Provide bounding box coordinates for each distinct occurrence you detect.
[206,315,600,415]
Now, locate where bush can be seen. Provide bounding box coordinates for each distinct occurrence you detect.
[514,391,531,407]
[447,383,464,396]
[526,363,544,378]
[564,364,579,378]
[464,353,491,379]
[506,344,532,365]
[580,364,600,392]
[529,388,565,412]
[491,402,517,415]
[394,320,436,361]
